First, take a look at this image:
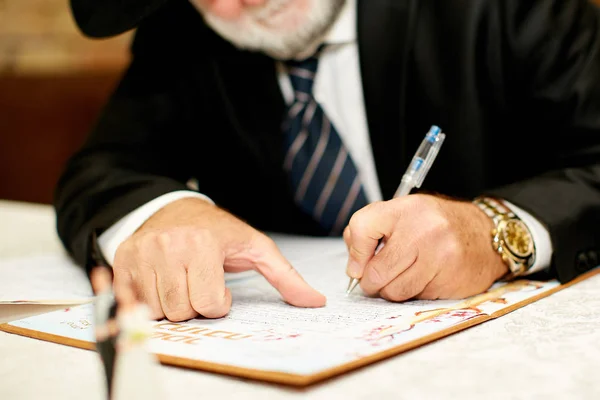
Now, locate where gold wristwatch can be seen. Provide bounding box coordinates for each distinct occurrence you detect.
[473,197,536,280]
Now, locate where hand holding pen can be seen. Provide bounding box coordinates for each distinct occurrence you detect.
[343,126,510,301]
[346,126,445,294]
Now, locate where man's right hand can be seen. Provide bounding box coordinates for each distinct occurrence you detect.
[111,197,326,321]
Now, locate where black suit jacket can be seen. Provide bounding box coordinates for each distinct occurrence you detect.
[55,0,600,283]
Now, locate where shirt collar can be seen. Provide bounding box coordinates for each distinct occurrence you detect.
[323,0,356,45]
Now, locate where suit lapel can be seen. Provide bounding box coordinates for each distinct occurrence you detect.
[211,47,287,170]
[358,0,416,200]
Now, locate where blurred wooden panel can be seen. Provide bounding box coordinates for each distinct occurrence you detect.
[0,72,123,204]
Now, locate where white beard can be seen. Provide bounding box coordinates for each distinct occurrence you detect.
[190,0,346,60]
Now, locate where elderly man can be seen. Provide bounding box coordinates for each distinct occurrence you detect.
[56,0,600,321]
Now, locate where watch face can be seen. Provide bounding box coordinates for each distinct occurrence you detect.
[502,219,534,258]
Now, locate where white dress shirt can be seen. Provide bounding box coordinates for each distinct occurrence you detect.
[99,0,552,274]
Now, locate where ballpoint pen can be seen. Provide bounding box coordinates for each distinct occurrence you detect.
[346,125,446,294]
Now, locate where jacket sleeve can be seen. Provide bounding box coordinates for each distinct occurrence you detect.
[485,0,600,283]
[53,21,199,270]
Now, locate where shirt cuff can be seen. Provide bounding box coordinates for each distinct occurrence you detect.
[97,191,214,265]
[502,200,553,275]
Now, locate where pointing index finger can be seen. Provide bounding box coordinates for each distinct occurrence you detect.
[252,240,326,308]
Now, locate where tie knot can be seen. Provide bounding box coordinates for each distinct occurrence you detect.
[285,56,319,100]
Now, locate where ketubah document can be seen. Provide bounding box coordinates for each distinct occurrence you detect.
[0,234,590,386]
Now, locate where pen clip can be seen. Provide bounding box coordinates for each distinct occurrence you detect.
[414,132,445,188]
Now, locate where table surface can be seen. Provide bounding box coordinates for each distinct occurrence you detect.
[1,199,599,400]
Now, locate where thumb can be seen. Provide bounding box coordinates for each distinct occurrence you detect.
[345,202,397,279]
[252,238,326,308]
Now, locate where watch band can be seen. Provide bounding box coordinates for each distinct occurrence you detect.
[474,196,515,223]
[473,196,536,280]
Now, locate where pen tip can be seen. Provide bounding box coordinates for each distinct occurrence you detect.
[346,278,360,295]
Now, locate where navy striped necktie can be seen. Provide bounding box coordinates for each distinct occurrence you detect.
[282,53,368,235]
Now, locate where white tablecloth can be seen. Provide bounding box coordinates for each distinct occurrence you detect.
[1,199,599,399]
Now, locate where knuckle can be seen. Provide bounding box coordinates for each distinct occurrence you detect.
[381,268,425,302]
[189,228,218,249]
[161,289,195,321]
[115,239,135,259]
[431,288,451,300]
[418,193,440,209]
[251,235,282,264]
[149,306,165,321]
[349,245,369,259]
[348,208,369,233]
[348,201,393,241]
[111,271,132,296]
[366,265,384,283]
[381,286,410,302]
[395,285,417,301]
[432,209,451,229]
[385,257,403,274]
[403,193,425,211]
[371,259,393,280]
[163,285,183,306]
[256,235,278,252]
[135,253,156,272]
[164,306,196,322]
[369,200,387,213]
[132,283,147,304]
[113,247,135,272]
[441,237,463,261]
[190,291,227,312]
[416,284,440,300]
[424,213,451,239]
[112,263,137,288]
[343,231,351,250]
[133,286,165,320]
[135,231,158,255]
[111,259,130,277]
[156,231,171,249]
[386,198,405,219]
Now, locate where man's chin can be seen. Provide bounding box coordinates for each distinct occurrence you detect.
[219,32,315,60]
[260,43,314,60]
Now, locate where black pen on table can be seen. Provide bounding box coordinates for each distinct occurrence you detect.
[346,125,446,294]
[88,230,119,399]
[89,231,160,400]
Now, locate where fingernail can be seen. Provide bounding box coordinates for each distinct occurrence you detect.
[346,260,361,278]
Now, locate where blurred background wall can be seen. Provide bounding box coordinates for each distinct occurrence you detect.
[0,0,133,204]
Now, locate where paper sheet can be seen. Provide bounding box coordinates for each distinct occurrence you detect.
[4,243,561,379]
[0,233,345,305]
[0,253,93,304]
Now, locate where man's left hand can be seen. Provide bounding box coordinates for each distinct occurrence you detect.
[344,194,509,301]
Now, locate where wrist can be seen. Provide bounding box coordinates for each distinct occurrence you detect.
[469,201,510,281]
[138,197,216,233]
